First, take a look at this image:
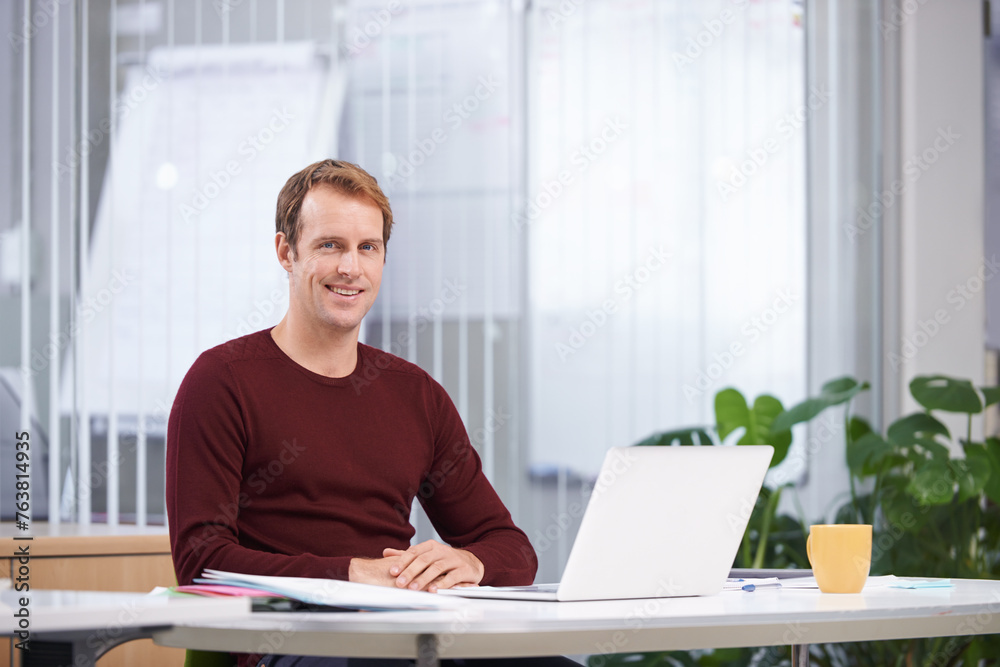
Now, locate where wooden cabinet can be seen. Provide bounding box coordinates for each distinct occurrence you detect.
[1,523,185,667]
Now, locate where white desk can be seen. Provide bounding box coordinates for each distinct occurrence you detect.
[0,590,250,666]
[153,578,1000,667]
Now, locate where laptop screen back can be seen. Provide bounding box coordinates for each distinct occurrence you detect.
[555,445,773,601]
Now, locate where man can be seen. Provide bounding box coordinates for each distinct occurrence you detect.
[166,160,540,666]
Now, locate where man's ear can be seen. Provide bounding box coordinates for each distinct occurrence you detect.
[275,232,294,272]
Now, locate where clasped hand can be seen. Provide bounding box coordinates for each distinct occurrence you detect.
[349,539,484,593]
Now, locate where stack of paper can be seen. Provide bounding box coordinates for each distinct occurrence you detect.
[174,583,280,598]
[194,569,465,611]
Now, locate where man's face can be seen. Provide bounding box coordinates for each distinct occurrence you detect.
[279,186,385,337]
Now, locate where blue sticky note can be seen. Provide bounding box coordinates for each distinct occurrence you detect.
[889,578,953,589]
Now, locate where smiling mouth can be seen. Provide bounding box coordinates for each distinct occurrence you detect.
[328,286,361,296]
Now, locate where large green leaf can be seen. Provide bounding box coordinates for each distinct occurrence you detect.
[749,395,784,440]
[847,431,893,477]
[906,461,955,506]
[750,395,792,465]
[634,427,714,447]
[821,376,865,395]
[912,437,951,462]
[770,377,870,433]
[951,455,990,503]
[768,397,827,435]
[849,416,872,441]
[910,375,983,414]
[715,388,749,441]
[714,389,791,465]
[981,386,1000,408]
[886,412,950,448]
[874,453,911,476]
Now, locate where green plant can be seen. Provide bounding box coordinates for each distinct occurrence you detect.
[778,375,1000,666]
[592,375,1000,667]
[634,387,803,572]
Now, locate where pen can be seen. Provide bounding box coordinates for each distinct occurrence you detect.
[742,582,781,592]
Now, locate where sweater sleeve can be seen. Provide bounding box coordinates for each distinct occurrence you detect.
[166,350,353,585]
[417,380,538,586]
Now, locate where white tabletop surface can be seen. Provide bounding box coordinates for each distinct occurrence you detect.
[153,578,1000,659]
[0,589,250,635]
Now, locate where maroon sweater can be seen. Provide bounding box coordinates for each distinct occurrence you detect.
[166,329,536,588]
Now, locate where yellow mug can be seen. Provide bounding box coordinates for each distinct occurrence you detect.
[806,524,872,593]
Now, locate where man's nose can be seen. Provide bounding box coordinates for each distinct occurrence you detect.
[338,250,360,277]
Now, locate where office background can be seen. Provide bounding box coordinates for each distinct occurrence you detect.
[0,0,994,583]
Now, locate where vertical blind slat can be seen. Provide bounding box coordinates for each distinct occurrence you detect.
[19,0,33,523]
[106,0,119,527]
[66,0,78,525]
[136,0,149,528]
[277,0,285,44]
[432,1,444,384]
[162,0,176,523]
[380,12,391,354]
[48,0,62,525]
[77,0,91,526]
[406,10,417,363]
[483,191,494,482]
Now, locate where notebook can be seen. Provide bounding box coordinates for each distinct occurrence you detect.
[439,445,774,602]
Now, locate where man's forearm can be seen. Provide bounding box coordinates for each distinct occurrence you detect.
[348,556,397,586]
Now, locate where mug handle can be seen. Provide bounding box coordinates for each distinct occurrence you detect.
[806,533,813,566]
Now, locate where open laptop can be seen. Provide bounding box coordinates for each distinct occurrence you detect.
[439,445,774,602]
